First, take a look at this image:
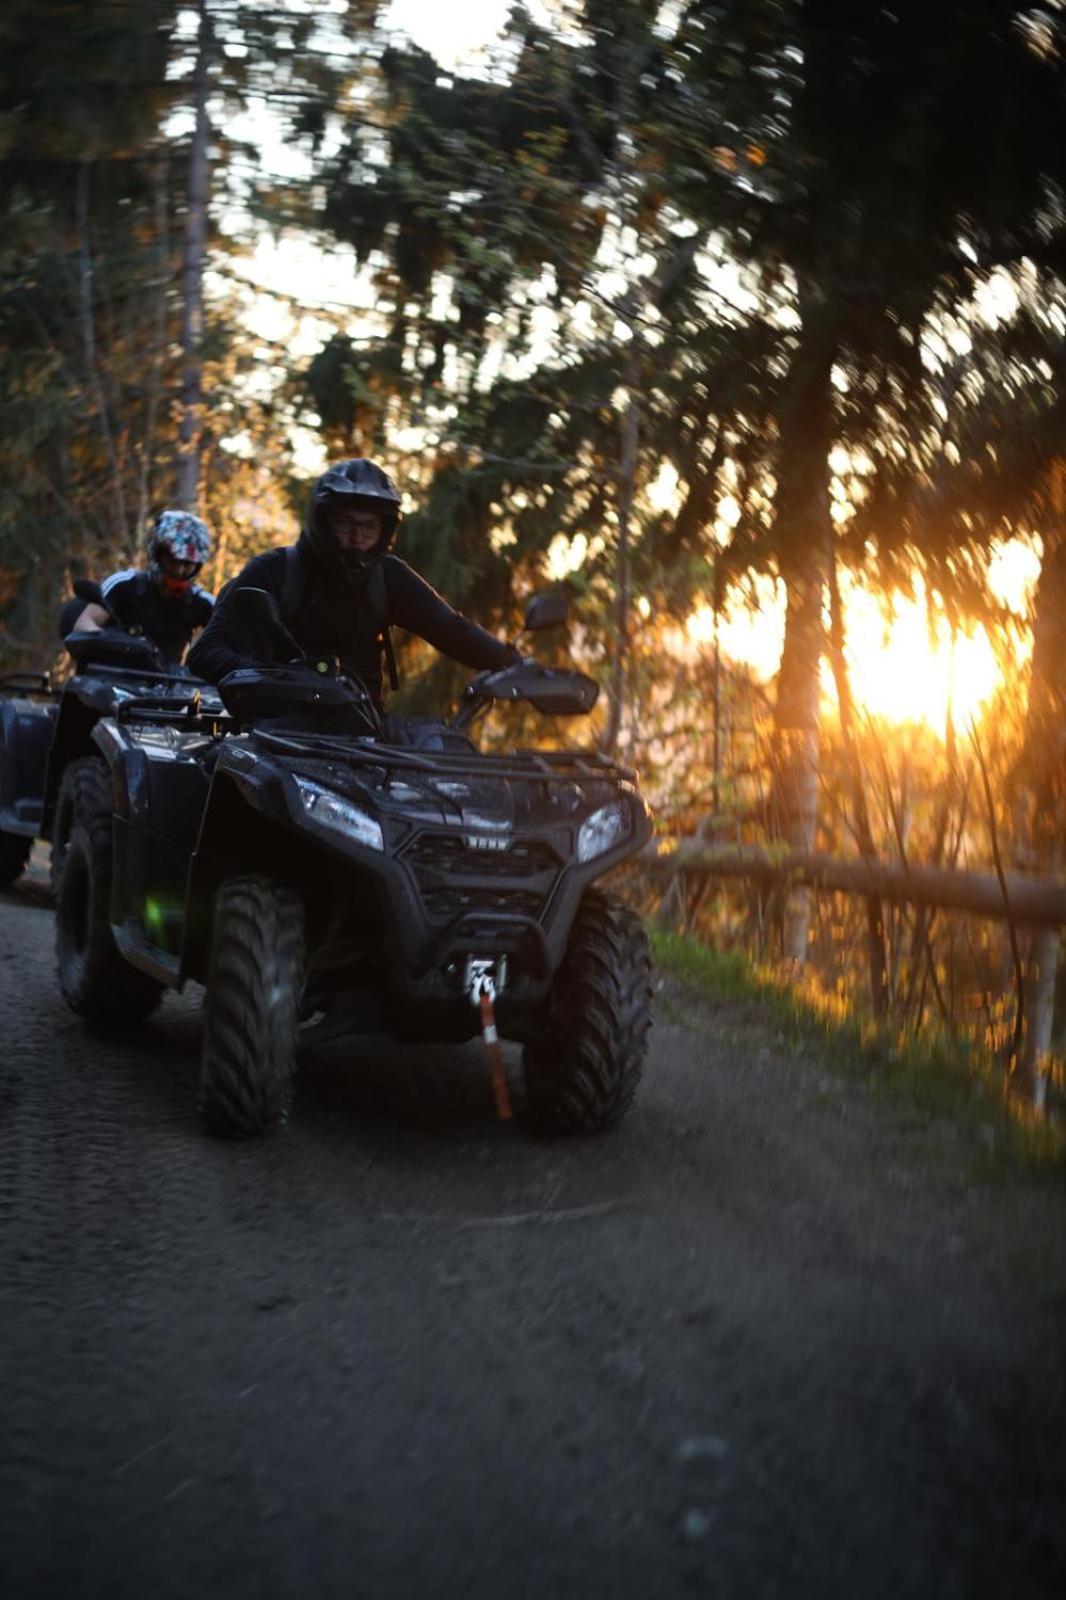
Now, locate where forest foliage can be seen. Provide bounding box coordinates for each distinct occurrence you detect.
[2,0,1065,1103]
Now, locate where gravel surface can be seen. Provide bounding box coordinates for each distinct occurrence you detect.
[3,846,1065,1599]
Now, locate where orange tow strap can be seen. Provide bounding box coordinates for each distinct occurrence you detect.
[478,987,512,1121]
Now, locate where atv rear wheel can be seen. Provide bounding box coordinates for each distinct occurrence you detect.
[0,830,32,889]
[199,874,305,1137]
[522,888,652,1134]
[55,758,164,1022]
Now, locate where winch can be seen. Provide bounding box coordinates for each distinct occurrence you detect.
[465,956,511,1120]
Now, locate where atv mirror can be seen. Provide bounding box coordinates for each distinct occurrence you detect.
[523,591,569,632]
[73,578,104,606]
[229,586,283,630]
[228,585,305,664]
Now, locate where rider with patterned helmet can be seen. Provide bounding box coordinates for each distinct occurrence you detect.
[66,509,216,666]
[147,510,213,598]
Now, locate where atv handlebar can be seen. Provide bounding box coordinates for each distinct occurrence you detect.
[63,579,172,672]
[216,660,383,734]
[63,627,168,673]
[218,587,596,736]
[452,662,600,732]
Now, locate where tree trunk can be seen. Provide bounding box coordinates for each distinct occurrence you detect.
[76,161,129,551]
[1014,518,1066,1104]
[770,290,836,964]
[712,572,722,815]
[137,157,170,547]
[175,0,211,511]
[826,536,888,1014]
[600,339,641,756]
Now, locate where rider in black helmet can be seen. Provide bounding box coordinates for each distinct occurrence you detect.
[307,458,403,578]
[188,458,523,702]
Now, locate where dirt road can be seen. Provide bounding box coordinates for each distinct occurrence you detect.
[3,848,1065,1599]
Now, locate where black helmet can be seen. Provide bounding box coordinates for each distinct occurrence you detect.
[308,458,403,580]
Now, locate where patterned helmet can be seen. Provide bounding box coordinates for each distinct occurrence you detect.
[148,510,212,598]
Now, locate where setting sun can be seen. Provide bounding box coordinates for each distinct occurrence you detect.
[836,589,1003,730]
[685,550,1036,735]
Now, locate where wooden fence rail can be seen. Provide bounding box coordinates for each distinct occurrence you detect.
[640,841,1066,928]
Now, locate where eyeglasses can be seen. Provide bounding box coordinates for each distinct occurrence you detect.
[329,512,383,534]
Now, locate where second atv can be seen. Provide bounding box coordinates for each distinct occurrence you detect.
[0,580,218,891]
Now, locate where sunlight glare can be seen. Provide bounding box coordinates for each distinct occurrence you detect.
[646,462,680,514]
[987,536,1041,616]
[382,0,550,70]
[685,574,1012,735]
[839,587,1001,731]
[546,532,589,580]
[974,268,1021,328]
[687,576,785,681]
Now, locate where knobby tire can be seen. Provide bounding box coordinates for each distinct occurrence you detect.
[522,888,652,1134]
[199,874,305,1137]
[54,757,163,1023]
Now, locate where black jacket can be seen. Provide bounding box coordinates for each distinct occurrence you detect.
[187,536,515,703]
[98,569,214,664]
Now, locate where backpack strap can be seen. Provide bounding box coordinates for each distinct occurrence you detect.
[281,544,399,692]
[367,560,399,692]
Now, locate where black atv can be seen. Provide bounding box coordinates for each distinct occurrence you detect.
[0,666,60,888]
[55,588,654,1136]
[0,580,218,892]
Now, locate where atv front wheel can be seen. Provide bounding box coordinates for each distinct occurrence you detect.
[55,758,164,1022]
[522,888,652,1134]
[50,766,76,895]
[0,830,32,889]
[199,875,305,1137]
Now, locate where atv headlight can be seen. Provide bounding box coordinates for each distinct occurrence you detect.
[576,801,628,863]
[293,777,384,851]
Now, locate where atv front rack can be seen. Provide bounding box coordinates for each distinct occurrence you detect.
[253,728,638,787]
[75,662,198,688]
[0,672,59,698]
[115,692,227,731]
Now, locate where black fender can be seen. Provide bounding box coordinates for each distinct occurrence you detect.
[179,757,341,984]
[42,678,121,832]
[89,718,208,985]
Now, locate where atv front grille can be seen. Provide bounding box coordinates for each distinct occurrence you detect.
[421,886,546,925]
[404,835,560,879]
[403,830,561,928]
